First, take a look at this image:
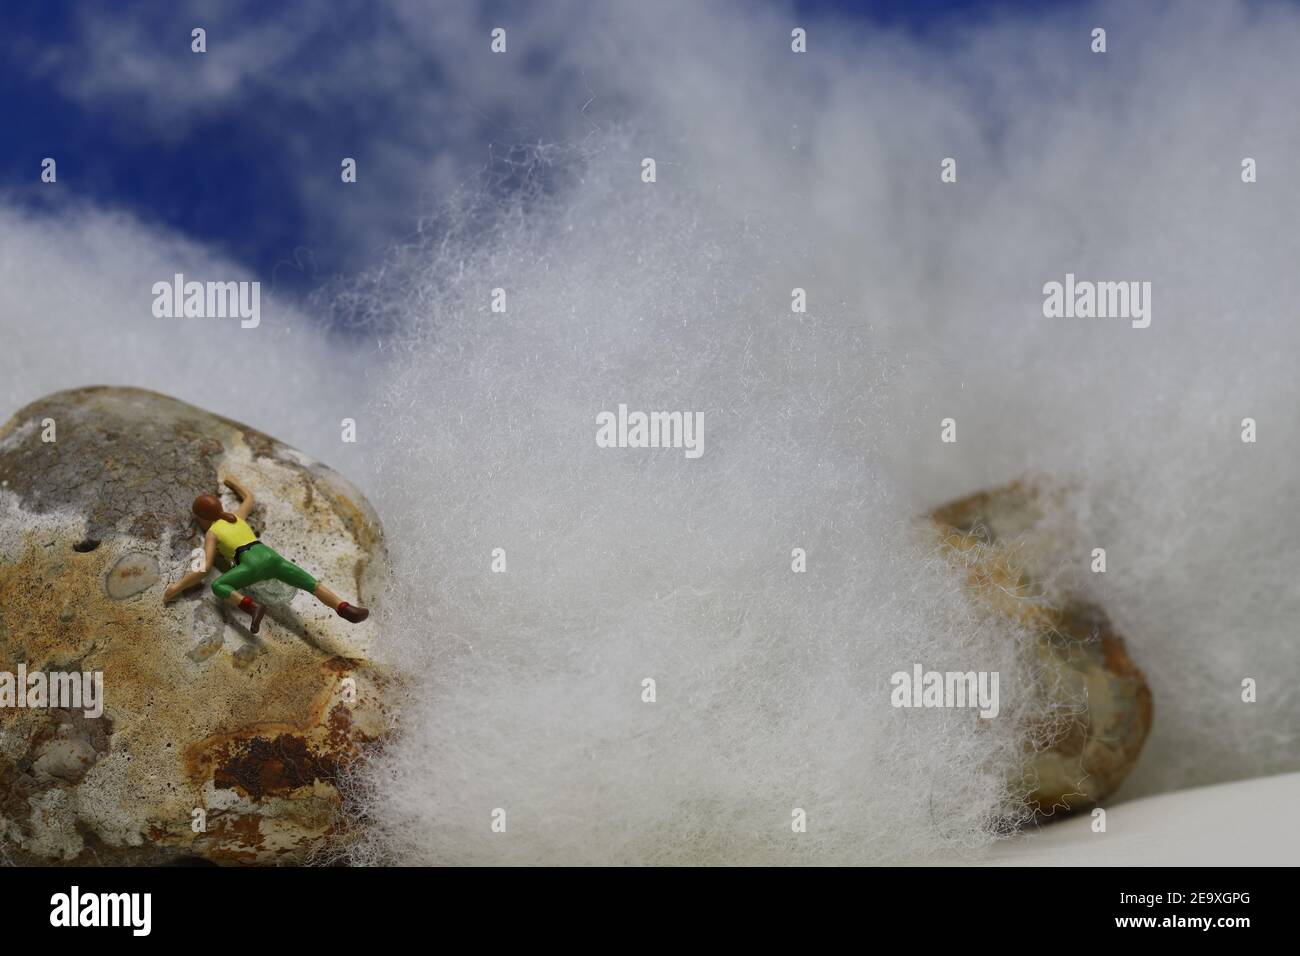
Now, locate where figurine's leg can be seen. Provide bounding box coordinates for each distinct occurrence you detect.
[212,564,267,633]
[311,582,369,623]
[267,553,370,623]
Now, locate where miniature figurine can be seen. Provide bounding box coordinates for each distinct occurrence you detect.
[162,476,369,634]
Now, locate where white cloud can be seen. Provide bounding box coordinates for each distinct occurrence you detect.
[0,202,373,472]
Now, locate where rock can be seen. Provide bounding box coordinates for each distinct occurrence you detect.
[0,386,391,864]
[930,480,1152,817]
[104,553,159,600]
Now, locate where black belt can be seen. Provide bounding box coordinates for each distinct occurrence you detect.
[233,540,261,564]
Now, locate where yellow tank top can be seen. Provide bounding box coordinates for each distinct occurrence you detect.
[210,516,258,561]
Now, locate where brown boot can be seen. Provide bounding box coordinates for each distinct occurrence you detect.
[238,596,266,634]
[336,601,369,623]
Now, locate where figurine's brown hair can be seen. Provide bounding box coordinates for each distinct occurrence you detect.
[192,494,238,523]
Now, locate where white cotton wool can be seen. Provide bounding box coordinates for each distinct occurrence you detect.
[337,0,1300,862]
[0,205,373,473]
[332,141,1049,865]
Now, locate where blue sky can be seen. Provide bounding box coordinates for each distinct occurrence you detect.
[1,0,1085,297]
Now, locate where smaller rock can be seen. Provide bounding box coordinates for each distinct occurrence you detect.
[930,479,1153,817]
[186,633,225,664]
[33,733,98,784]
[29,711,109,786]
[232,643,261,669]
[104,552,159,600]
[187,602,226,663]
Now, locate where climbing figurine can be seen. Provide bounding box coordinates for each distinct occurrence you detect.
[162,476,369,634]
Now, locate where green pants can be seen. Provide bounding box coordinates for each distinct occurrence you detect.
[212,543,316,600]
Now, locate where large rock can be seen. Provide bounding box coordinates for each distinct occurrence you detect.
[930,480,1152,817]
[0,386,390,864]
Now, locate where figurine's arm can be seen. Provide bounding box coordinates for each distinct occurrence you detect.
[224,476,255,518]
[163,530,218,602]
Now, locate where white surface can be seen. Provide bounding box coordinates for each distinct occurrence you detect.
[981,773,1300,866]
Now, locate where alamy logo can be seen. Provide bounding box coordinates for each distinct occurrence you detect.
[50,886,151,936]
[890,664,1000,718]
[152,273,261,328]
[1042,273,1151,328]
[595,404,704,459]
[0,666,103,718]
